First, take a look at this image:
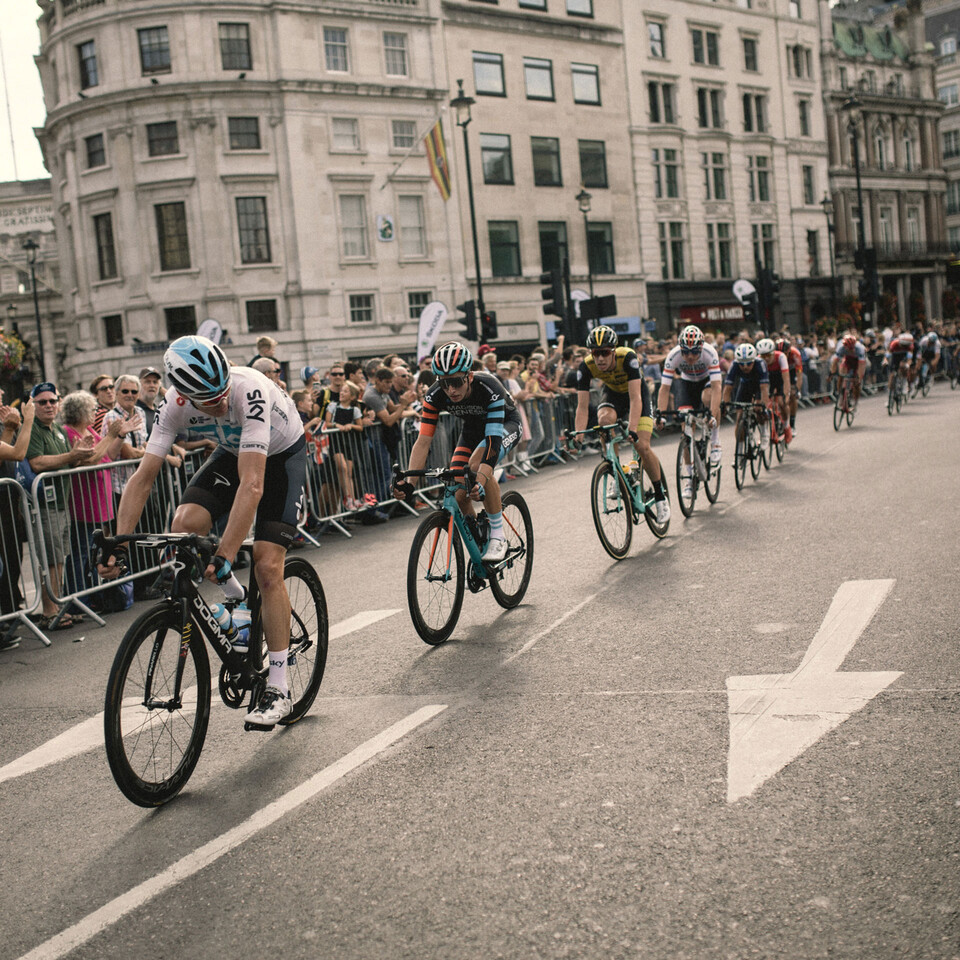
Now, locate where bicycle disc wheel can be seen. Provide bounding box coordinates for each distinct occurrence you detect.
[675,438,696,518]
[104,604,211,807]
[703,442,721,503]
[278,557,328,725]
[734,431,748,490]
[590,459,633,560]
[750,423,764,480]
[488,491,534,609]
[642,459,670,539]
[407,510,464,644]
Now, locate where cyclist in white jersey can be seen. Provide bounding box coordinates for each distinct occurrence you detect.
[98,336,307,728]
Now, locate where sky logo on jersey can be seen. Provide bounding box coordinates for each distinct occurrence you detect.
[246,389,266,423]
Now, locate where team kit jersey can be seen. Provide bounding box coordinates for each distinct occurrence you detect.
[724,358,769,401]
[660,343,722,385]
[887,337,913,361]
[576,347,653,424]
[834,340,866,362]
[146,366,302,459]
[918,334,940,359]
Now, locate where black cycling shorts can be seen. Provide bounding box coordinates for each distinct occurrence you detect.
[180,436,307,547]
[597,381,652,421]
[675,376,711,409]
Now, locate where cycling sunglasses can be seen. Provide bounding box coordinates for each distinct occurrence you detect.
[439,375,468,390]
[680,346,702,355]
[591,348,613,359]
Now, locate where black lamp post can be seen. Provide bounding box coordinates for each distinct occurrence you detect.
[842,96,868,326]
[450,79,485,322]
[821,193,838,322]
[576,187,594,296]
[21,237,47,381]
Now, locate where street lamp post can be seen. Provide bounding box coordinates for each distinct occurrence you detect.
[21,237,47,381]
[821,193,838,323]
[842,96,868,328]
[450,79,485,323]
[576,187,594,296]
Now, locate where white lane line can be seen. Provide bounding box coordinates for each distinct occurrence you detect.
[502,594,597,665]
[0,609,401,787]
[16,704,447,960]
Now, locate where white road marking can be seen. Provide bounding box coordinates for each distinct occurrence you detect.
[726,579,901,803]
[15,704,447,960]
[0,609,401,787]
[502,594,597,665]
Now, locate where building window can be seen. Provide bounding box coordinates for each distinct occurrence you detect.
[839,66,848,89]
[391,120,416,150]
[473,52,506,96]
[789,45,812,78]
[747,156,770,202]
[743,37,758,72]
[398,195,426,258]
[692,29,719,66]
[331,117,360,151]
[523,57,554,100]
[236,197,271,264]
[702,152,726,200]
[789,0,800,17]
[246,299,278,332]
[538,221,568,272]
[339,195,368,258]
[802,165,815,205]
[228,117,261,150]
[949,225,960,249]
[659,222,685,279]
[165,305,197,339]
[942,36,957,56]
[944,129,960,159]
[648,82,676,124]
[480,133,513,184]
[383,32,408,76]
[349,293,374,324]
[138,26,171,75]
[653,148,679,199]
[146,121,179,157]
[875,130,887,170]
[940,84,959,106]
[798,99,811,136]
[532,137,562,186]
[588,222,614,275]
[649,23,665,58]
[489,221,521,276]
[519,0,547,8]
[408,290,432,319]
[578,140,607,188]
[93,212,117,280]
[752,222,775,270]
[707,223,732,279]
[566,0,593,16]
[85,133,106,169]
[903,133,916,172]
[906,207,920,248]
[948,182,960,215]
[697,87,722,128]
[103,314,123,347]
[571,63,600,104]
[324,27,349,72]
[78,40,98,89]
[743,93,767,133]
[807,230,820,276]
[879,206,894,248]
[219,23,252,71]
[155,202,190,271]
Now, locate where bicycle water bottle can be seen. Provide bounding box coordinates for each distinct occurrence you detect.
[210,602,245,651]
[231,605,251,653]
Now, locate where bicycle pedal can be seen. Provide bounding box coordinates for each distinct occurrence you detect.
[243,720,276,732]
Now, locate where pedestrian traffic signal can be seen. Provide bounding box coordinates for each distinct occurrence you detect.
[540,269,565,318]
[481,310,498,342]
[455,300,478,341]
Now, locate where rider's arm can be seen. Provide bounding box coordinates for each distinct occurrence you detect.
[114,452,165,535]
[217,450,266,564]
[574,389,591,433]
[707,379,722,419]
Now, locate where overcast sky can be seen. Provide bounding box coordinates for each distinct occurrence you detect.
[0,3,48,182]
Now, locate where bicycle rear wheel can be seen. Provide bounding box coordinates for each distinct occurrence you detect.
[488,491,534,609]
[703,440,721,503]
[749,423,763,480]
[641,458,670,539]
[407,511,464,644]
[734,429,748,491]
[590,459,633,560]
[833,392,844,431]
[675,437,696,518]
[887,384,895,415]
[104,604,211,807]
[922,371,931,397]
[279,557,328,724]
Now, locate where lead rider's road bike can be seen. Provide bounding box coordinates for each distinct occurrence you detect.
[395,464,534,645]
[96,531,328,807]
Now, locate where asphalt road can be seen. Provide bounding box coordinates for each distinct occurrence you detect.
[1,386,958,960]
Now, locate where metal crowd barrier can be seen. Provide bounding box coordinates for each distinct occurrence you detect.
[0,478,46,646]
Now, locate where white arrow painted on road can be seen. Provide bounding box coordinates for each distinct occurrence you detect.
[726,579,901,803]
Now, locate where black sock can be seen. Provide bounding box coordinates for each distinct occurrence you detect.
[653,479,665,500]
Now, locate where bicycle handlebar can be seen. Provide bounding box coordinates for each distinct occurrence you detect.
[392,462,477,489]
[93,530,220,570]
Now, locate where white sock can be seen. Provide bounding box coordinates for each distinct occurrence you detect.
[268,651,289,696]
[222,574,245,601]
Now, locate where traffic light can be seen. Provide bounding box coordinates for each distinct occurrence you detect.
[540,269,565,318]
[858,277,876,312]
[481,310,498,342]
[769,272,781,306]
[742,291,759,328]
[455,300,478,341]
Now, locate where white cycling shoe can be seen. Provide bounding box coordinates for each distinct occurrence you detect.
[654,499,671,524]
[246,685,292,728]
[482,537,507,563]
[709,445,722,466]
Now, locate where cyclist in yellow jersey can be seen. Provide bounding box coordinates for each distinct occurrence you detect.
[570,326,670,524]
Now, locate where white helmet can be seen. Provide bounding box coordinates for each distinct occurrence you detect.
[755,338,775,355]
[735,343,757,364]
[164,336,231,401]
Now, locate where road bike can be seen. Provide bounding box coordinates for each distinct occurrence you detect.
[96,532,328,807]
[910,360,932,399]
[833,372,857,430]
[887,367,907,415]
[765,399,788,468]
[566,422,670,559]
[667,409,720,518]
[727,402,765,490]
[395,465,533,644]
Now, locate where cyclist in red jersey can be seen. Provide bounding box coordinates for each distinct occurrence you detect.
[756,339,792,443]
[775,337,803,437]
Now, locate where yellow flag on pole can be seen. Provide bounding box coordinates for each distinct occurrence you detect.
[425,119,451,201]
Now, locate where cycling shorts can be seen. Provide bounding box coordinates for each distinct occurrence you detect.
[841,355,861,373]
[454,416,522,468]
[733,381,763,404]
[674,376,711,410]
[180,436,306,547]
[788,368,800,388]
[597,382,653,433]
[767,369,786,397]
[921,349,937,362]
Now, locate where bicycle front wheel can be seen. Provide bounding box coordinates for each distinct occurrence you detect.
[734,428,748,490]
[104,604,211,807]
[922,373,931,397]
[642,458,670,539]
[407,511,464,644]
[675,437,696,518]
[887,384,895,415]
[590,459,633,560]
[833,393,844,431]
[488,491,534,609]
[279,557,328,725]
[749,423,764,480]
[703,442,721,503]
